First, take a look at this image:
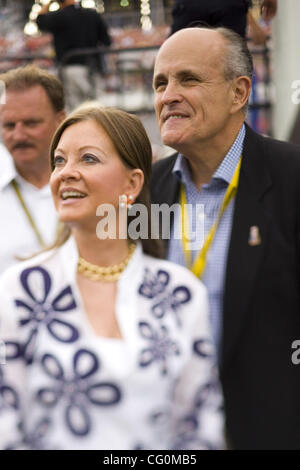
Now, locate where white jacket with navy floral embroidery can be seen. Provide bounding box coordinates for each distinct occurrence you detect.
[0,237,224,450]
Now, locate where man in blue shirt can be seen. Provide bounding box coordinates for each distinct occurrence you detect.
[151,26,300,449]
[170,0,277,37]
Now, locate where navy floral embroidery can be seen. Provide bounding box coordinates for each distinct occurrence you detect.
[37,349,122,437]
[132,409,171,450]
[152,286,191,325]
[138,268,191,326]
[192,380,220,409]
[147,406,215,450]
[193,338,214,358]
[14,267,79,362]
[138,321,180,375]
[171,413,215,450]
[172,379,222,450]
[0,365,19,412]
[149,409,171,439]
[5,417,58,450]
[138,269,170,299]
[0,340,23,412]
[3,341,23,361]
[133,443,146,450]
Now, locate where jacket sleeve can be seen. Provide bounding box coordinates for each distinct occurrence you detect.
[168,283,224,450]
[36,11,61,33]
[0,280,27,450]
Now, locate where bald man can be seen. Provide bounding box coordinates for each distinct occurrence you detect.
[151,27,300,449]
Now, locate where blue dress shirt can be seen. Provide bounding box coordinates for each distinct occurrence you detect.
[168,125,246,350]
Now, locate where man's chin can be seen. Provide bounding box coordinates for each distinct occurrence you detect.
[161,133,182,152]
[11,150,38,164]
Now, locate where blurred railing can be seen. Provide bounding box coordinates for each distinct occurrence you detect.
[247,43,273,136]
[59,44,158,112]
[0,40,273,135]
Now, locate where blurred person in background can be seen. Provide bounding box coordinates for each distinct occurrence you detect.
[170,0,277,44]
[0,65,65,272]
[37,0,111,112]
[0,106,223,450]
[260,0,277,22]
[247,0,277,45]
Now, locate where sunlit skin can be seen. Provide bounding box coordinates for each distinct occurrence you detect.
[153,28,251,187]
[0,85,65,188]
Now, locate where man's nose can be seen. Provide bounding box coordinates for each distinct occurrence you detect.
[160,81,183,105]
[13,122,27,141]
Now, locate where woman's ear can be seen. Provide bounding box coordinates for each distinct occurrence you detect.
[126,169,144,202]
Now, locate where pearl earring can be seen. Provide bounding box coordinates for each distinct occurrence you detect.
[119,194,127,209]
[127,194,134,210]
[119,194,134,209]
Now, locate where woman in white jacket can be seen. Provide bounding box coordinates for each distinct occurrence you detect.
[0,106,223,450]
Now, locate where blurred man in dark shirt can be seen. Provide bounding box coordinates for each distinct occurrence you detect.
[37,0,111,111]
[170,0,277,38]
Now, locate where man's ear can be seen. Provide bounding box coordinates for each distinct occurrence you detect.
[231,76,252,113]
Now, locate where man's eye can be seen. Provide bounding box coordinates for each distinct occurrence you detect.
[3,123,14,130]
[183,76,197,82]
[154,81,167,90]
[26,121,39,127]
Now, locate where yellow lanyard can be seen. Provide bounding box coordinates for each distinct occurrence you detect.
[11,179,46,248]
[180,157,242,279]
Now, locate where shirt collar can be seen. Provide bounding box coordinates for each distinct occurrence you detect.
[0,144,51,195]
[0,144,17,191]
[173,124,245,186]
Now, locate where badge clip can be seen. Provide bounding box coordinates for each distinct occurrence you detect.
[248,226,261,246]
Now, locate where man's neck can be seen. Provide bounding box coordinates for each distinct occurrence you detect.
[61,0,75,8]
[180,121,244,190]
[15,163,51,189]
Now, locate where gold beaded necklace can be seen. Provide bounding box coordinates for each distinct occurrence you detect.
[77,243,136,282]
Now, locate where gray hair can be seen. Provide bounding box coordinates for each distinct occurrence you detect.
[216,27,253,113]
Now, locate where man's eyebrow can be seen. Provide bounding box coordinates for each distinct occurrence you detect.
[24,118,42,123]
[177,69,202,79]
[2,118,42,125]
[153,69,203,85]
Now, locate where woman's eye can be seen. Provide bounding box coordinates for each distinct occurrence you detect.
[83,154,99,163]
[53,156,65,166]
